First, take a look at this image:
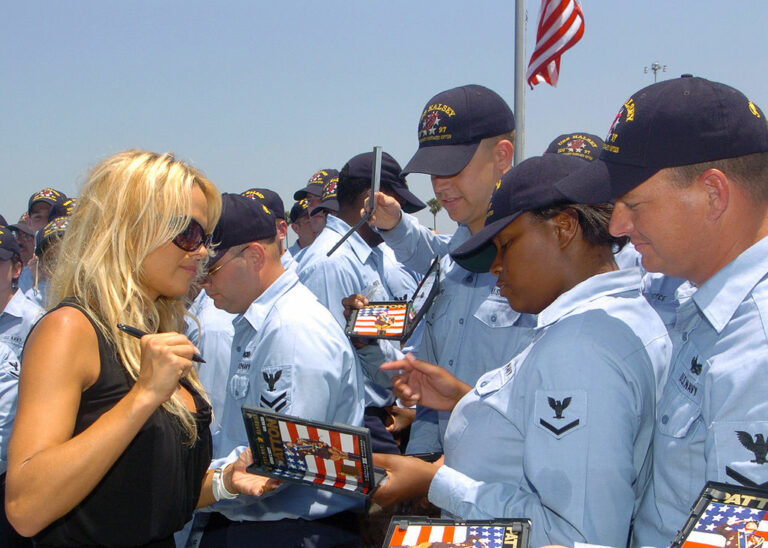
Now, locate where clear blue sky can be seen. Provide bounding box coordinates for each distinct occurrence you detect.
[4,1,767,239]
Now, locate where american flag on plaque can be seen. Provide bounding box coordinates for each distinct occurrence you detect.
[241,406,383,499]
[384,518,530,548]
[672,483,768,548]
[278,418,368,493]
[352,304,407,337]
[680,501,768,548]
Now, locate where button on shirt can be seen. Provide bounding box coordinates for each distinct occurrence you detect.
[0,342,20,475]
[385,223,536,453]
[207,269,366,522]
[429,268,672,547]
[0,290,44,356]
[633,236,768,548]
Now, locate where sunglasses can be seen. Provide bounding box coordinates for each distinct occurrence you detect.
[172,218,212,252]
[203,245,248,282]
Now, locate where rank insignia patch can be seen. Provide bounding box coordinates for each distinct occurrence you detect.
[535,390,586,439]
[259,366,290,413]
[713,422,768,489]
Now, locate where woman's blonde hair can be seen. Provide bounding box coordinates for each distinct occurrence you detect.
[50,150,221,443]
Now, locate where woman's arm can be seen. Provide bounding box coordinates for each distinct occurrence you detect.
[196,448,278,508]
[6,307,197,537]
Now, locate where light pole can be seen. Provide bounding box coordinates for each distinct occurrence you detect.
[644,62,667,83]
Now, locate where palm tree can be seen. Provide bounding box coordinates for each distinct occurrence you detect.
[426,198,442,230]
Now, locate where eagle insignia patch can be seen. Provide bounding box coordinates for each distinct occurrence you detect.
[535,390,586,439]
[259,366,290,413]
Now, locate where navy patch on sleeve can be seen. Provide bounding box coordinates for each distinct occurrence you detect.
[535,390,586,439]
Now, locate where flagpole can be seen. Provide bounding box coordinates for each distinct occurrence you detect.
[513,0,526,166]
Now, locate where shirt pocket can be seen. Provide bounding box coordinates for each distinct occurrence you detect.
[473,292,519,328]
[656,350,704,438]
[426,291,452,328]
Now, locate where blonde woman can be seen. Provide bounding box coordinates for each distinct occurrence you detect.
[5,151,271,547]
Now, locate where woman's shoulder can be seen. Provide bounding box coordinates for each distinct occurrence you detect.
[25,303,101,389]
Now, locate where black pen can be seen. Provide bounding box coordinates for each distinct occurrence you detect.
[116,323,206,364]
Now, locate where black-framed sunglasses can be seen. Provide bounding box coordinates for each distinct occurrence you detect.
[172,218,212,252]
[203,245,248,282]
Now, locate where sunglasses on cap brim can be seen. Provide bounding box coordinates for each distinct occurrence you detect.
[172,218,212,252]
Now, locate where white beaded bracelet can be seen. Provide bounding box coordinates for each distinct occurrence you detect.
[212,467,238,501]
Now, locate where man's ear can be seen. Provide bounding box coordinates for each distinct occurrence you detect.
[493,139,515,173]
[697,168,729,222]
[11,258,22,281]
[277,220,288,241]
[243,243,266,271]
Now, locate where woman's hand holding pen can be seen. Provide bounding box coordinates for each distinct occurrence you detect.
[134,332,200,405]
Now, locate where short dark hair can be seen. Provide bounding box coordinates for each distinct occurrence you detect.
[666,151,768,202]
[337,177,370,207]
[530,202,628,252]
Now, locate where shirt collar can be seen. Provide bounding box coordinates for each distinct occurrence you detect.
[324,214,373,264]
[692,235,768,334]
[239,269,300,333]
[448,224,472,253]
[537,267,643,328]
[2,290,29,319]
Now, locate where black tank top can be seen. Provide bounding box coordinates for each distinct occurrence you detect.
[33,302,212,547]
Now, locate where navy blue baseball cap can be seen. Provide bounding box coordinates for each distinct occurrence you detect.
[402,85,515,177]
[289,199,310,223]
[309,175,340,216]
[0,226,21,261]
[241,188,286,220]
[48,197,77,222]
[294,169,339,200]
[9,213,34,237]
[545,132,604,162]
[28,188,67,215]
[452,154,586,273]
[340,151,427,213]
[210,193,277,265]
[35,216,69,257]
[557,76,768,204]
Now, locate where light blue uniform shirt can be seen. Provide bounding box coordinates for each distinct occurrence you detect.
[429,268,671,548]
[614,242,690,328]
[376,211,452,274]
[379,219,537,452]
[206,269,366,522]
[24,278,50,310]
[287,241,302,258]
[16,267,33,294]
[0,290,44,356]
[297,215,394,325]
[0,342,20,475]
[633,236,768,548]
[297,215,409,407]
[280,247,296,271]
[186,291,236,445]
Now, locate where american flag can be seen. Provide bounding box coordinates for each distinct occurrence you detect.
[353,304,407,337]
[526,0,585,88]
[277,419,370,494]
[388,524,510,547]
[681,501,768,548]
